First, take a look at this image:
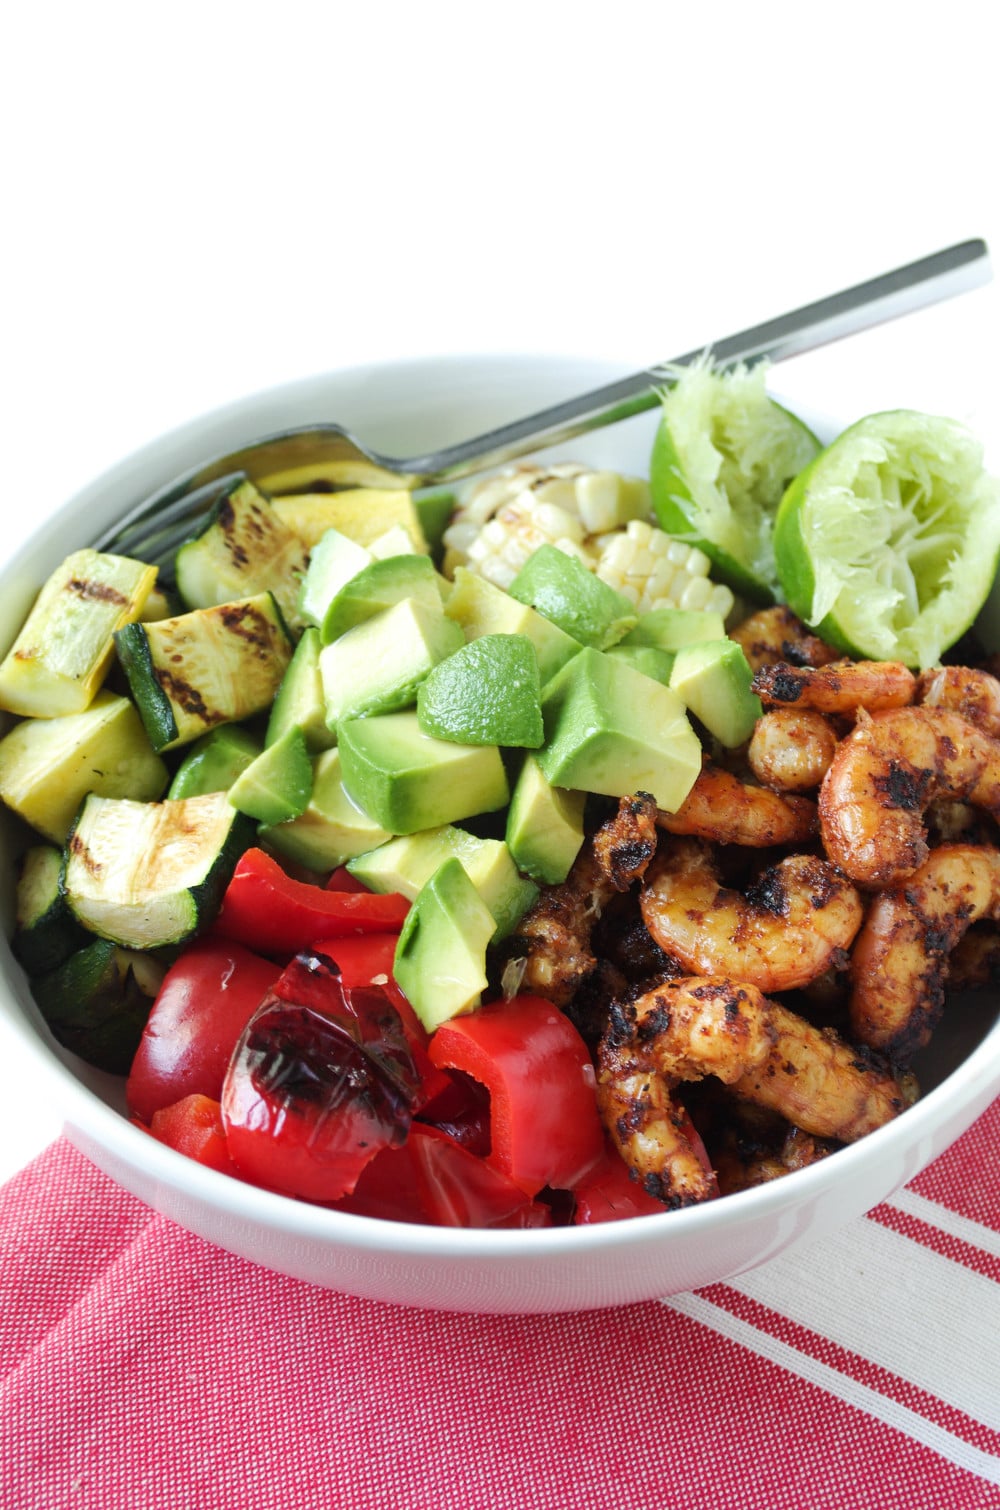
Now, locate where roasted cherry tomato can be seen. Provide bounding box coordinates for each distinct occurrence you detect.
[126,939,280,1124]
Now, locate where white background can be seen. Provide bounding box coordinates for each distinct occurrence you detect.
[1,1,998,1182]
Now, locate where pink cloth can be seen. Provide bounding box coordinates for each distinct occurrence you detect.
[2,1104,1000,1510]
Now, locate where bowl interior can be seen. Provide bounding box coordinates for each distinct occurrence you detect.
[1,351,999,1310]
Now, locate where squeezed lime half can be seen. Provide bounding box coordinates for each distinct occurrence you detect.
[649,359,820,602]
[773,410,1000,670]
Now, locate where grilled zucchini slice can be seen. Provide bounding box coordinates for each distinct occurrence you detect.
[12,844,88,976]
[114,593,294,752]
[0,690,169,842]
[63,791,254,948]
[33,937,165,1073]
[175,478,310,630]
[0,550,157,717]
[271,488,427,552]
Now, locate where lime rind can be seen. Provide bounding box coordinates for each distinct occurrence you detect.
[774,410,1000,669]
[649,358,820,601]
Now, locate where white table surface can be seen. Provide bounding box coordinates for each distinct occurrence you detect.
[2,4,999,1186]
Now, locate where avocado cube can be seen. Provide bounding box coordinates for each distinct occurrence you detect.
[265,627,336,754]
[261,748,393,871]
[322,553,440,643]
[508,544,637,650]
[338,711,509,835]
[537,648,701,813]
[297,528,373,629]
[319,598,464,726]
[392,858,495,1030]
[348,825,537,941]
[505,755,586,886]
[444,567,582,683]
[228,725,313,825]
[417,634,543,747]
[669,639,762,748]
[168,724,262,799]
[621,607,727,651]
[604,644,676,685]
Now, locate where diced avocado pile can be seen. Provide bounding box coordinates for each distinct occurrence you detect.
[0,472,759,1062]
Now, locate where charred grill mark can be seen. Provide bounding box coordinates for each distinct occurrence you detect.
[67,577,128,606]
[68,830,102,876]
[754,666,805,704]
[154,668,220,722]
[218,498,251,568]
[744,867,789,917]
[218,604,276,653]
[873,762,931,811]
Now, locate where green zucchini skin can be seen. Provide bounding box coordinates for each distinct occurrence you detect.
[175,478,309,628]
[62,792,256,949]
[33,938,162,1074]
[114,621,178,750]
[12,844,89,977]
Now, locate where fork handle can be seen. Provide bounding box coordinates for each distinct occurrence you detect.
[401,238,991,484]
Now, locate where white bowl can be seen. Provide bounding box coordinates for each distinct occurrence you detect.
[2,353,999,1314]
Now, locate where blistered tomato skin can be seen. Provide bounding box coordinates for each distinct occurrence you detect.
[221,992,419,1203]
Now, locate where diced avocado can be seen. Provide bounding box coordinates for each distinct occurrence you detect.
[320,598,464,726]
[260,748,393,871]
[0,690,169,843]
[392,858,495,1030]
[444,567,582,684]
[537,648,701,812]
[509,545,637,650]
[605,644,676,685]
[33,937,165,1074]
[669,639,762,748]
[12,844,88,976]
[620,606,728,651]
[416,634,543,748]
[505,755,586,885]
[271,489,427,552]
[322,553,441,643]
[412,488,456,560]
[265,626,336,754]
[228,725,312,825]
[63,791,255,949]
[338,711,509,835]
[114,593,293,753]
[168,725,261,799]
[347,825,537,941]
[0,550,157,718]
[368,524,419,561]
[174,477,310,630]
[297,529,373,631]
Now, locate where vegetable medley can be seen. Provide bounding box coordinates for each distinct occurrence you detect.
[3,361,1000,1228]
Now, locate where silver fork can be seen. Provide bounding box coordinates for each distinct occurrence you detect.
[96,239,990,570]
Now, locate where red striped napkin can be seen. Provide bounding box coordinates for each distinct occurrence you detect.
[2,1100,999,1510]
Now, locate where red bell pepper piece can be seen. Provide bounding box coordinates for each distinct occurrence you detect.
[149,1094,237,1176]
[213,848,409,957]
[126,938,281,1124]
[338,1126,552,1228]
[428,995,604,1196]
[573,1114,718,1224]
[325,866,371,894]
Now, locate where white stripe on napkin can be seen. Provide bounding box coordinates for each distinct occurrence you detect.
[726,1218,1000,1428]
[665,1290,1000,1487]
[888,1187,1000,1260]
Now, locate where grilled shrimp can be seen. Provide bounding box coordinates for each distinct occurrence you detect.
[729,606,840,674]
[510,794,658,1006]
[752,659,916,715]
[640,837,863,992]
[747,708,839,793]
[949,923,1000,991]
[656,762,818,847]
[596,977,774,1206]
[715,1124,839,1195]
[849,844,1000,1058]
[819,706,1000,887]
[916,665,1000,738]
[729,1001,906,1140]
